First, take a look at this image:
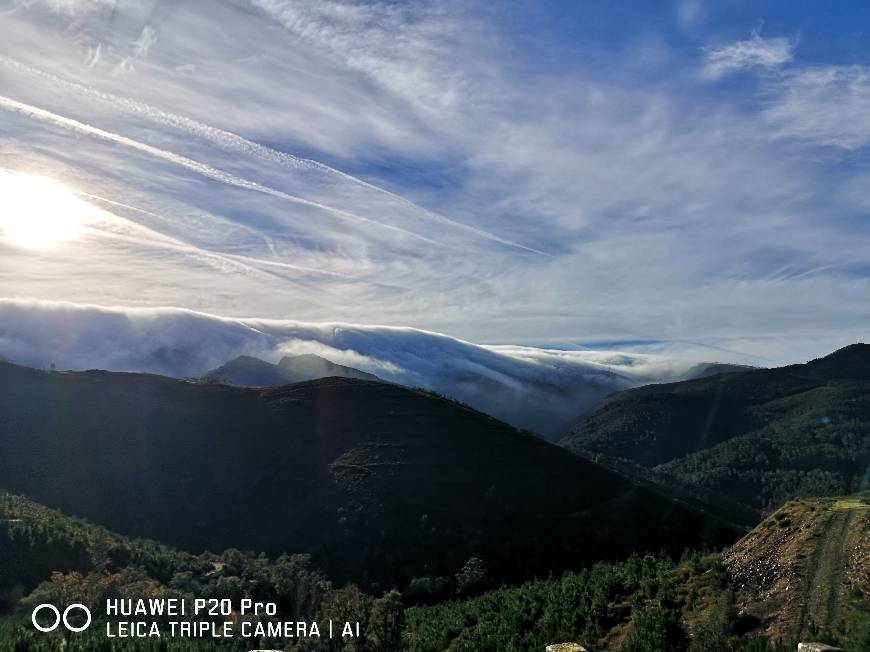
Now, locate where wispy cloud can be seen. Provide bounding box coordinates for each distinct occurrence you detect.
[251,0,474,126]
[0,94,467,250]
[763,66,870,149]
[703,32,793,78]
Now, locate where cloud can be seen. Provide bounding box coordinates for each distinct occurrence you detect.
[0,0,867,369]
[0,54,532,251]
[763,66,870,149]
[250,0,475,127]
[0,299,691,438]
[0,94,461,249]
[703,33,793,78]
[37,0,118,15]
[132,25,157,59]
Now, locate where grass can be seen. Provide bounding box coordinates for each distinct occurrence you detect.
[832,497,870,511]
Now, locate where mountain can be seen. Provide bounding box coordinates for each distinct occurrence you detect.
[278,353,381,382]
[0,360,739,592]
[203,353,628,441]
[562,344,870,512]
[724,495,870,643]
[204,353,379,386]
[204,354,290,385]
[684,362,758,380]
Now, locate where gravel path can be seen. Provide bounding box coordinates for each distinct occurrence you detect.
[799,506,858,637]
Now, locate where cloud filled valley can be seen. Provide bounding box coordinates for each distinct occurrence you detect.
[0,299,693,438]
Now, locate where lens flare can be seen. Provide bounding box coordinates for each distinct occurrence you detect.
[0,171,90,248]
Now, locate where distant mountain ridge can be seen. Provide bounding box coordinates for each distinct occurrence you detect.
[562,344,870,513]
[205,353,379,386]
[684,361,758,380]
[0,360,739,590]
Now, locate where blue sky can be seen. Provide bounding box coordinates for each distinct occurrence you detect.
[0,0,869,366]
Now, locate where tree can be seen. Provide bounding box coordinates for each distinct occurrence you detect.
[367,590,405,652]
[455,557,487,596]
[625,604,688,652]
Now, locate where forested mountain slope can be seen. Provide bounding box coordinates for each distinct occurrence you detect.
[0,361,738,591]
[563,344,870,512]
[3,492,867,651]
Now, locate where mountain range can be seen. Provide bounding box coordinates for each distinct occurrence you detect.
[0,359,739,592]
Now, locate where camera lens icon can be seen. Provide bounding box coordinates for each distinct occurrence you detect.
[32,603,92,633]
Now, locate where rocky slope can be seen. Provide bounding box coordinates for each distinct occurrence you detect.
[724,495,870,641]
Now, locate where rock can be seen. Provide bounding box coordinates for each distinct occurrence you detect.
[797,643,844,651]
[546,645,588,652]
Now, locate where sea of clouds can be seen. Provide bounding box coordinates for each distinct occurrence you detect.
[0,299,695,439]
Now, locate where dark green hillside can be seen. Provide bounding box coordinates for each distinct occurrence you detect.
[685,362,758,380]
[2,493,867,651]
[0,492,397,651]
[562,344,870,512]
[0,493,195,610]
[0,361,738,593]
[407,497,870,652]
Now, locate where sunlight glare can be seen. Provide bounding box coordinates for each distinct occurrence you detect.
[0,171,90,248]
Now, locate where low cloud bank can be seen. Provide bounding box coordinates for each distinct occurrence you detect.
[0,299,687,438]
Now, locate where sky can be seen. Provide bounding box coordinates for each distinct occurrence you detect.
[1,0,869,369]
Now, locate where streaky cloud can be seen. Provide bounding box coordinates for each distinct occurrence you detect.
[0,94,458,249]
[0,55,546,255]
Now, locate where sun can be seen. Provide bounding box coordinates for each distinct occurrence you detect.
[0,171,91,249]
